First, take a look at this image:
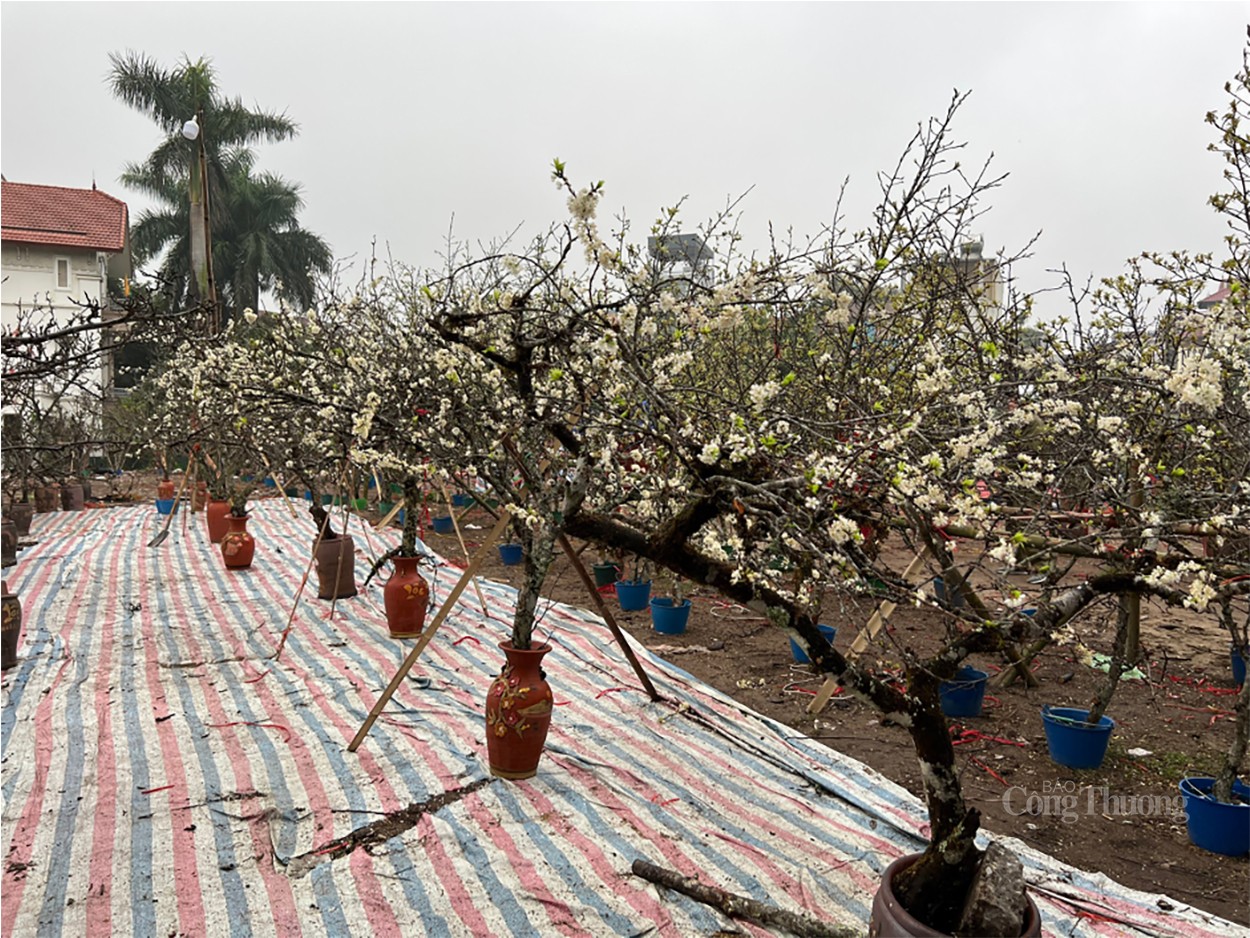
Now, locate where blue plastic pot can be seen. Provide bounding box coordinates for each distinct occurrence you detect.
[650,598,692,635]
[790,624,838,664]
[940,666,988,718]
[592,563,621,588]
[262,476,277,488]
[451,493,473,508]
[1179,777,1250,856]
[1232,644,1248,686]
[615,579,652,612]
[155,498,174,515]
[498,543,523,566]
[430,515,454,535]
[933,575,965,609]
[1042,706,1114,769]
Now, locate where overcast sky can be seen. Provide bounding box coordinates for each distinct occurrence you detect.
[3,2,1246,307]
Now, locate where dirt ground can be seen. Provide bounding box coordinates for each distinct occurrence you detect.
[73,479,1250,926]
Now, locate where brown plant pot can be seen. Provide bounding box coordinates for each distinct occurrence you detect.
[220,515,255,569]
[60,482,85,512]
[9,503,33,537]
[382,555,428,638]
[868,853,1042,938]
[485,641,554,780]
[0,585,20,670]
[315,534,358,600]
[158,479,176,501]
[34,485,59,513]
[206,499,230,543]
[2,580,22,670]
[1,521,16,568]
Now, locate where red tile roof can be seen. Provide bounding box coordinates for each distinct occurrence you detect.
[1197,284,1231,308]
[1,181,128,252]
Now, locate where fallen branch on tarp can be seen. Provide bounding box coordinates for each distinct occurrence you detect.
[630,858,859,938]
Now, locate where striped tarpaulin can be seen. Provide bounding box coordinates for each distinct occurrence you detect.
[1,503,1242,937]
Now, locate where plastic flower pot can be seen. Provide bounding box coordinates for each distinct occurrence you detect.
[614,579,652,612]
[155,498,175,515]
[650,597,692,635]
[303,490,313,501]
[790,624,838,664]
[1232,643,1248,686]
[940,666,989,718]
[262,476,277,488]
[933,575,965,609]
[321,494,341,506]
[498,543,523,566]
[1178,777,1250,856]
[451,493,473,508]
[430,515,454,535]
[592,563,620,588]
[284,487,301,498]
[1041,706,1114,769]
[351,498,368,512]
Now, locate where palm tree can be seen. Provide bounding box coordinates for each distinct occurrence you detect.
[127,150,331,320]
[109,52,330,313]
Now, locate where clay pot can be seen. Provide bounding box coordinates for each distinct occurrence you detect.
[157,479,176,501]
[1,521,16,568]
[206,499,230,543]
[315,534,358,600]
[1,580,21,670]
[9,503,33,537]
[34,484,59,513]
[868,853,1042,937]
[382,555,428,638]
[220,514,255,569]
[485,641,554,780]
[60,482,85,512]
[191,481,209,512]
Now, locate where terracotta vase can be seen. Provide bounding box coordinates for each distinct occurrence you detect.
[315,534,358,600]
[382,555,428,638]
[34,484,59,513]
[60,482,84,512]
[868,853,1042,937]
[206,499,230,543]
[157,479,176,501]
[220,515,255,569]
[485,641,554,780]
[9,503,33,537]
[1,580,21,670]
[1,521,16,568]
[191,481,208,512]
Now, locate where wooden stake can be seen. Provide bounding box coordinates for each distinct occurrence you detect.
[558,533,662,702]
[348,510,513,753]
[807,552,927,715]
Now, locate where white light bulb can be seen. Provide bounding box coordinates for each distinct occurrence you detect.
[181,118,200,141]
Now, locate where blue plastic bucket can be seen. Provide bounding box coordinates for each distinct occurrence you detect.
[498,543,523,566]
[1042,706,1114,769]
[940,666,988,717]
[262,476,277,488]
[155,498,174,515]
[430,515,454,535]
[615,579,652,612]
[650,598,692,635]
[1232,644,1248,686]
[790,624,838,664]
[451,493,473,508]
[1179,777,1250,856]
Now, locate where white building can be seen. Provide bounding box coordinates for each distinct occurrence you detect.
[1,179,131,396]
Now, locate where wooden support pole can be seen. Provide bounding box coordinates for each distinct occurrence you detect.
[807,552,926,715]
[348,510,513,753]
[557,533,662,703]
